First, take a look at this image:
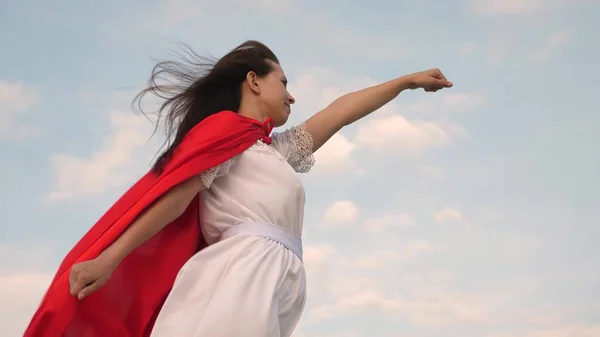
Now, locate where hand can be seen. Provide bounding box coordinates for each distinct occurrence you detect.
[407,68,453,92]
[69,254,118,300]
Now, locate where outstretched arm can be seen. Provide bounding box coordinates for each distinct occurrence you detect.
[69,175,206,299]
[302,68,453,152]
[101,176,205,264]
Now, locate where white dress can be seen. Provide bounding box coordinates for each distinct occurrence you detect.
[149,124,315,337]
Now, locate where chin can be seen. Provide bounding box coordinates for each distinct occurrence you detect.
[272,113,289,127]
[273,118,288,128]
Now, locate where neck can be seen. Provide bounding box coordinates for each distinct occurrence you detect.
[237,100,267,122]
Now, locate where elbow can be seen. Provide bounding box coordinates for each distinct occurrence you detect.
[171,193,196,219]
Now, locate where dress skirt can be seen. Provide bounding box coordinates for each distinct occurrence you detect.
[149,234,306,337]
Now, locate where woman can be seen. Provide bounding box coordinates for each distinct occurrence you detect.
[25,40,452,337]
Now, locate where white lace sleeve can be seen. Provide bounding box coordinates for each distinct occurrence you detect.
[198,158,235,189]
[270,123,315,173]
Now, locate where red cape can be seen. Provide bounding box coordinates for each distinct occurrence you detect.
[24,111,274,337]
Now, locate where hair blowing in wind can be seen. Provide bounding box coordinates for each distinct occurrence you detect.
[132,40,280,173]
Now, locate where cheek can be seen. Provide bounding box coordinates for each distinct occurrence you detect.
[268,89,285,107]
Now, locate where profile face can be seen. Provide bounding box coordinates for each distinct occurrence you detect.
[257,61,295,127]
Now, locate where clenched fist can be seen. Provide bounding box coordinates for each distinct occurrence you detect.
[407,68,453,92]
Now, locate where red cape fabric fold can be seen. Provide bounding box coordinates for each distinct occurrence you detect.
[24,111,273,337]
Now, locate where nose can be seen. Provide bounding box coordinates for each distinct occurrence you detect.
[288,94,295,105]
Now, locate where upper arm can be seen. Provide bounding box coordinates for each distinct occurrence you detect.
[300,108,346,153]
[164,158,235,214]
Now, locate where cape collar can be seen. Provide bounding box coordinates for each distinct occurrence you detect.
[261,118,274,144]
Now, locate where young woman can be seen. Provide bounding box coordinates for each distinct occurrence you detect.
[25,40,452,337]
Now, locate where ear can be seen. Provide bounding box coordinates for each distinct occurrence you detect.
[245,71,261,94]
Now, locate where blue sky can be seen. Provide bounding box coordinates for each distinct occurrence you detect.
[1,0,599,336]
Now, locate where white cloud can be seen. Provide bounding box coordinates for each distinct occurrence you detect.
[163,0,295,29]
[350,243,430,270]
[321,201,359,226]
[530,31,572,61]
[289,69,470,167]
[302,245,341,306]
[0,243,57,337]
[286,68,380,173]
[0,81,37,116]
[364,212,414,233]
[308,291,489,326]
[313,133,358,172]
[421,164,445,180]
[289,68,378,118]
[301,243,439,335]
[468,0,586,16]
[159,1,408,62]
[0,243,55,273]
[457,35,521,65]
[460,41,479,56]
[402,240,432,258]
[245,0,294,13]
[323,34,410,62]
[434,206,463,223]
[457,26,568,66]
[442,92,485,113]
[300,232,499,331]
[304,245,339,269]
[1,272,53,337]
[304,246,339,285]
[325,277,381,299]
[355,115,454,155]
[0,80,38,139]
[48,111,158,201]
[292,327,360,337]
[469,0,547,15]
[5,3,599,337]
[404,91,484,116]
[163,0,203,28]
[350,250,403,270]
[488,324,600,337]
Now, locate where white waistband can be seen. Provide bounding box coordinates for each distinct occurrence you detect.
[219,222,303,262]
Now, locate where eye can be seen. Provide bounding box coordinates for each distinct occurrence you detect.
[281,79,288,87]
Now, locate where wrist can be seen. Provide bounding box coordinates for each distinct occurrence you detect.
[393,75,416,91]
[98,245,126,269]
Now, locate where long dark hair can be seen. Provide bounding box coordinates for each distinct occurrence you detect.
[133,40,280,174]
